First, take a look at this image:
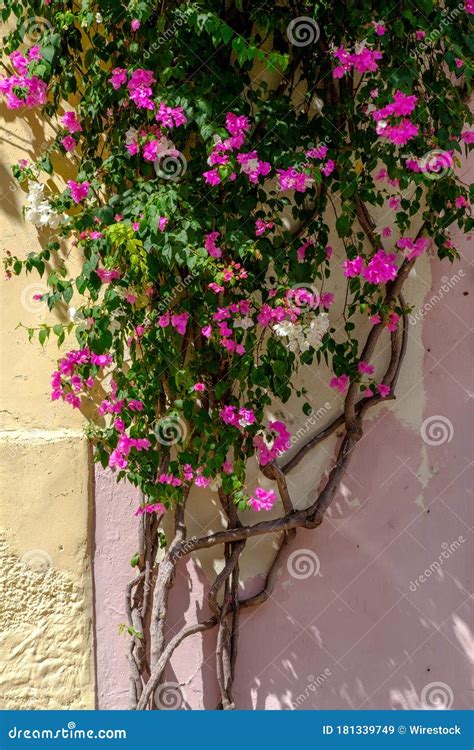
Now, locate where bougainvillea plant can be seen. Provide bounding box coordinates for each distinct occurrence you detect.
[2,0,473,709]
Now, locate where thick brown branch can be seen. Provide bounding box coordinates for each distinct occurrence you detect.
[136,618,217,710]
[240,528,296,609]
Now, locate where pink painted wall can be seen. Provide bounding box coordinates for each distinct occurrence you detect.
[94,242,473,710]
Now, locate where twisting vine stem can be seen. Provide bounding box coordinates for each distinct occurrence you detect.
[129,248,412,709]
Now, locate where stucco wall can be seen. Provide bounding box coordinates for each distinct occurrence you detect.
[1,91,471,714]
[0,110,95,709]
[94,227,473,710]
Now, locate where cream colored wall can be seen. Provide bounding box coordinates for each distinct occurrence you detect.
[0,112,95,708]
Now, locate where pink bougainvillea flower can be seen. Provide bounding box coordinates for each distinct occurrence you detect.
[127,69,155,109]
[397,236,429,260]
[373,90,418,120]
[62,135,76,151]
[306,144,328,160]
[321,159,335,176]
[460,130,474,143]
[297,240,313,262]
[110,67,127,89]
[0,70,48,109]
[10,51,29,74]
[376,119,419,146]
[358,360,375,375]
[203,168,221,186]
[455,196,469,208]
[415,30,426,40]
[131,19,141,31]
[96,268,120,283]
[193,382,205,392]
[249,487,277,512]
[321,292,334,309]
[362,250,398,284]
[388,196,401,210]
[67,179,90,203]
[182,464,194,481]
[405,159,421,172]
[155,102,187,128]
[387,312,399,332]
[135,502,165,516]
[90,353,112,367]
[351,46,383,73]
[204,231,222,258]
[194,466,211,487]
[61,111,82,133]
[330,374,349,393]
[28,45,42,62]
[201,325,212,338]
[128,399,143,411]
[220,404,236,424]
[342,256,363,278]
[277,167,314,193]
[237,151,271,183]
[219,405,256,428]
[208,282,224,294]
[225,112,251,136]
[158,472,182,486]
[255,219,274,236]
[374,22,386,35]
[332,44,382,78]
[377,383,391,398]
[171,312,189,335]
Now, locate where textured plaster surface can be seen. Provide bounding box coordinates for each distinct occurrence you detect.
[1,111,95,708]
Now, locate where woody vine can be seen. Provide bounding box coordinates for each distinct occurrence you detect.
[2,0,472,710]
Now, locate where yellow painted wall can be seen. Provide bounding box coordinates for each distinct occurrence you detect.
[0,111,95,708]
